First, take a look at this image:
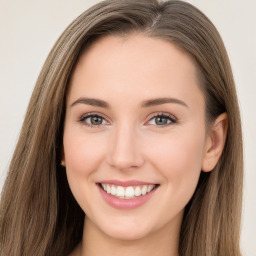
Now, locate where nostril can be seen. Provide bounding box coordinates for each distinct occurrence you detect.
[107,151,145,170]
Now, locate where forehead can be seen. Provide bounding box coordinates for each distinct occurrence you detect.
[67,34,204,111]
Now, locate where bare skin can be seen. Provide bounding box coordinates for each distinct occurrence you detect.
[65,34,228,256]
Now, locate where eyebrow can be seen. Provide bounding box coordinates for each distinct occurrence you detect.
[71,97,110,108]
[70,97,188,109]
[141,97,188,108]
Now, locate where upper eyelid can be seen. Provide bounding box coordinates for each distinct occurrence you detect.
[147,112,177,121]
[80,112,110,122]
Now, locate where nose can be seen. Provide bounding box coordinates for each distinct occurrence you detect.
[107,124,144,170]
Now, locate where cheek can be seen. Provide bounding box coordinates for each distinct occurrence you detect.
[149,130,204,171]
[62,128,107,211]
[63,130,106,176]
[146,128,205,200]
[167,136,204,175]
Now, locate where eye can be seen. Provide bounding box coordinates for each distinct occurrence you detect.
[79,114,109,127]
[147,113,177,127]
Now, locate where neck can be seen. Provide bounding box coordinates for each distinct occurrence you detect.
[80,214,182,256]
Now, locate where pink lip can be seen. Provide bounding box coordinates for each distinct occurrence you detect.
[98,179,156,187]
[97,182,159,210]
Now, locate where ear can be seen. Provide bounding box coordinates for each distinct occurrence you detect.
[61,146,66,166]
[201,113,228,172]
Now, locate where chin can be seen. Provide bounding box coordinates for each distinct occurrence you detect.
[104,226,150,241]
[97,217,153,241]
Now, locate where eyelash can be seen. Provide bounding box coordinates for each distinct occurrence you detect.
[78,112,177,128]
[79,112,109,128]
[147,112,177,128]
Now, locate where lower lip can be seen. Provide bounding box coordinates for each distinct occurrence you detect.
[98,184,158,210]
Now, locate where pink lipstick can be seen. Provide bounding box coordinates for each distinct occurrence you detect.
[97,180,159,210]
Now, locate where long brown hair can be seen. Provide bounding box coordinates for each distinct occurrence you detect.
[0,0,243,255]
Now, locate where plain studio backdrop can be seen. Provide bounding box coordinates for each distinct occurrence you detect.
[0,0,255,255]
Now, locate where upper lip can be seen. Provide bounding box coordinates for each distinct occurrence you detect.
[98,180,157,187]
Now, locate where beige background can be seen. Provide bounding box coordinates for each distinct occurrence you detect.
[0,0,255,255]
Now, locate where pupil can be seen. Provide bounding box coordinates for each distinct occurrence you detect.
[156,116,167,125]
[91,116,102,125]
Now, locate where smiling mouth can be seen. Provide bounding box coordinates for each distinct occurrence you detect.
[98,183,159,199]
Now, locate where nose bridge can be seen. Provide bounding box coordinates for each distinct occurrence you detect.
[107,122,143,170]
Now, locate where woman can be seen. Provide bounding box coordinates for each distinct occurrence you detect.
[0,0,243,255]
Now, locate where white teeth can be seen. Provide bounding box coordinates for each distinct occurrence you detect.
[141,185,147,195]
[134,186,142,196]
[116,186,125,197]
[147,185,155,193]
[101,183,157,199]
[110,186,116,195]
[125,186,135,198]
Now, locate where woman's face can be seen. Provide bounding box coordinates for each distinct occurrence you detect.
[63,34,209,240]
